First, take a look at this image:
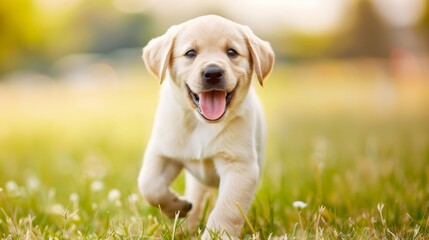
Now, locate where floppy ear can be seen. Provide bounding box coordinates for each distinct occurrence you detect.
[242,26,275,86]
[142,25,179,83]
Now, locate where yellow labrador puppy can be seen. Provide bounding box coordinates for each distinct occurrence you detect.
[138,15,274,238]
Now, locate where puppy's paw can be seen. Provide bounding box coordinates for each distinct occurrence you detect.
[162,197,192,218]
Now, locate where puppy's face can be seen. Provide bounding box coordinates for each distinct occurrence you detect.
[143,15,274,122]
[171,18,253,122]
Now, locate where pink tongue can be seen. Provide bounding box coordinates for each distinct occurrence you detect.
[198,91,226,120]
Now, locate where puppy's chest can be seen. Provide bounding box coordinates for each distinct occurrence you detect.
[160,123,225,161]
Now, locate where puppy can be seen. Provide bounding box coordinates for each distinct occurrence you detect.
[138,15,274,238]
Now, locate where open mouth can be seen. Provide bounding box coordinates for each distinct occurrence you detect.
[186,84,235,121]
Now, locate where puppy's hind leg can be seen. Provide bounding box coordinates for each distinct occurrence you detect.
[185,172,211,232]
[138,149,192,218]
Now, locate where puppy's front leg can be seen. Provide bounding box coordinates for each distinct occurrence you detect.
[138,149,192,218]
[185,172,211,231]
[203,159,259,239]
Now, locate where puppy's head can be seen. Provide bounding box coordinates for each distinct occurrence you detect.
[143,15,274,122]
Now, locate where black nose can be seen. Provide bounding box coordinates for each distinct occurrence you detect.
[202,66,224,85]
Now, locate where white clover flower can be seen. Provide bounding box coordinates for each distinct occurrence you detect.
[6,181,18,192]
[108,189,121,202]
[49,203,65,215]
[71,212,81,221]
[27,176,40,191]
[83,154,107,179]
[69,192,80,203]
[91,180,104,192]
[92,203,98,210]
[293,201,308,210]
[48,188,56,199]
[128,193,139,204]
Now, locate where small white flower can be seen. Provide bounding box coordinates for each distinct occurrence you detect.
[91,180,104,192]
[293,201,308,209]
[27,176,40,191]
[69,192,80,202]
[92,203,98,210]
[128,193,139,204]
[83,154,107,179]
[0,188,3,192]
[49,203,65,215]
[48,188,56,199]
[108,189,121,202]
[72,213,81,221]
[6,181,18,192]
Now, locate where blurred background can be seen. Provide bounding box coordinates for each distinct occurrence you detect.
[1,0,429,190]
[1,0,428,81]
[0,0,429,237]
[1,0,429,229]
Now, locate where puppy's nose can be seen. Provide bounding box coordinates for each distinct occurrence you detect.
[202,66,224,85]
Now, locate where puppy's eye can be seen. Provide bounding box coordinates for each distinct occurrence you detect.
[227,48,238,58]
[185,50,197,58]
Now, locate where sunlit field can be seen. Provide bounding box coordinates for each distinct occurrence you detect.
[0,61,428,239]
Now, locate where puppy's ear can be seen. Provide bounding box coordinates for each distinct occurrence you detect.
[142,25,179,83]
[242,26,275,86]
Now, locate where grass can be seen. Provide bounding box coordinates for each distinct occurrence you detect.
[0,60,428,239]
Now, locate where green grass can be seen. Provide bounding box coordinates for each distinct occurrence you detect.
[0,61,428,239]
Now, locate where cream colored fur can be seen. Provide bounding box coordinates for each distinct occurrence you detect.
[138,15,274,239]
